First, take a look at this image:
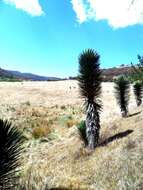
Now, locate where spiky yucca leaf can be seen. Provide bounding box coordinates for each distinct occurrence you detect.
[0,119,24,189]
[133,80,143,106]
[78,49,102,110]
[114,76,130,117]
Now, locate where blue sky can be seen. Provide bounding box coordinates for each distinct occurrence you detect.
[0,0,143,78]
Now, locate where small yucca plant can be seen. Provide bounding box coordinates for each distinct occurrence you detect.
[114,76,130,117]
[133,80,143,106]
[78,49,102,149]
[0,119,24,189]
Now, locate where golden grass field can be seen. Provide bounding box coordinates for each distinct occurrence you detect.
[0,80,142,190]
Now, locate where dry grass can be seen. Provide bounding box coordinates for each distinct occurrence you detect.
[32,125,51,139]
[18,108,143,190]
[0,81,142,189]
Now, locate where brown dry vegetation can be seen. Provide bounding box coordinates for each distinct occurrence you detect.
[0,81,142,190]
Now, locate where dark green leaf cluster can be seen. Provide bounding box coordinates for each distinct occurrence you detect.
[114,76,130,112]
[0,119,24,189]
[78,49,102,110]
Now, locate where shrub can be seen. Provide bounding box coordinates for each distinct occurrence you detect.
[32,126,51,139]
[129,55,143,82]
[77,121,87,145]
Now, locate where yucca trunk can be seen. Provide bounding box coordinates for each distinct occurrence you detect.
[135,93,142,106]
[136,97,142,106]
[121,105,128,117]
[86,102,100,149]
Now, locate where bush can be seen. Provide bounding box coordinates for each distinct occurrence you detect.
[129,54,143,82]
[77,121,87,144]
[32,126,51,139]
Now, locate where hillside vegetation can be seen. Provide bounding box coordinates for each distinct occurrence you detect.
[70,66,132,82]
[102,66,131,81]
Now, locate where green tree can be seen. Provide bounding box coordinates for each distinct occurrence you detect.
[0,119,24,189]
[130,55,143,82]
[78,49,102,149]
[133,80,143,106]
[114,76,130,117]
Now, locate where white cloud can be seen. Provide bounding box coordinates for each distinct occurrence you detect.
[71,0,143,28]
[71,0,87,23]
[4,0,44,16]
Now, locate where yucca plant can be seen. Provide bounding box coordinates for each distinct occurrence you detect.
[133,80,143,106]
[78,49,102,149]
[0,119,24,189]
[114,76,130,117]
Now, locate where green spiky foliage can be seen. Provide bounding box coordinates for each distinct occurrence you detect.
[0,119,24,189]
[78,49,102,149]
[114,76,130,117]
[133,80,143,106]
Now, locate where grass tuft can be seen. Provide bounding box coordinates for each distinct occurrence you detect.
[32,126,51,139]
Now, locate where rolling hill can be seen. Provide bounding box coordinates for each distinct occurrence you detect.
[0,68,61,81]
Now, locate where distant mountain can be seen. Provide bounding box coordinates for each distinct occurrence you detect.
[8,70,61,81]
[0,68,61,81]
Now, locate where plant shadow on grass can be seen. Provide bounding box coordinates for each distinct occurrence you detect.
[128,111,142,118]
[98,129,134,147]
